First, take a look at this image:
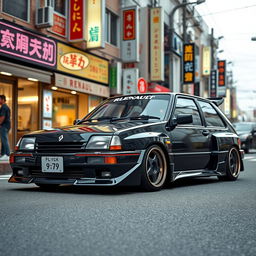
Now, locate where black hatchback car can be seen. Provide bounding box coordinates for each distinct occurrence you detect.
[9,93,244,191]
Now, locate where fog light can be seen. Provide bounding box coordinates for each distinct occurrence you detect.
[104,156,117,164]
[101,171,111,178]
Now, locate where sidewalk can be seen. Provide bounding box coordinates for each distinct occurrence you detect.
[0,160,12,175]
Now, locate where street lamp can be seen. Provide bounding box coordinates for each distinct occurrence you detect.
[169,0,205,91]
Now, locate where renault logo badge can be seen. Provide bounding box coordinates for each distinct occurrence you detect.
[58,135,64,141]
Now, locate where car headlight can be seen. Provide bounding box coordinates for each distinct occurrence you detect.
[86,136,122,150]
[19,137,36,150]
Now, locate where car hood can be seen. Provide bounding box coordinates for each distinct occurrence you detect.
[25,121,162,142]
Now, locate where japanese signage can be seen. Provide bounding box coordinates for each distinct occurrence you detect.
[121,6,139,62]
[57,43,108,84]
[43,119,52,130]
[50,13,66,37]
[86,0,105,49]
[202,46,211,76]
[123,68,139,95]
[0,20,56,69]
[109,62,122,95]
[183,43,195,84]
[55,73,110,97]
[43,91,53,118]
[137,78,148,93]
[68,0,85,42]
[218,60,226,87]
[150,7,164,82]
[210,69,217,98]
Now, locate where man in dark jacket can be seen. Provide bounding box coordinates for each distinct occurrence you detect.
[0,95,11,161]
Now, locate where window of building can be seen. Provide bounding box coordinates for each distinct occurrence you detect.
[2,0,30,21]
[105,9,119,46]
[198,101,225,127]
[46,0,66,15]
[174,97,202,126]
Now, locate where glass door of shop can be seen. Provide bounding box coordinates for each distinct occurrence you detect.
[0,78,15,151]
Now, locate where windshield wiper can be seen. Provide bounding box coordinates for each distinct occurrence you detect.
[130,115,160,120]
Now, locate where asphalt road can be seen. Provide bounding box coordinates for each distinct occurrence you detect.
[0,154,256,256]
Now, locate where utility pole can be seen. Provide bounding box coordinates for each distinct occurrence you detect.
[182,0,187,44]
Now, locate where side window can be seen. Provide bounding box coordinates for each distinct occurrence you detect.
[198,101,225,127]
[174,98,202,126]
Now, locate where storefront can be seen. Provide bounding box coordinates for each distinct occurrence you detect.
[0,20,109,151]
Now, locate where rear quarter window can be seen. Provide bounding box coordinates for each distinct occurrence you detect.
[198,101,226,128]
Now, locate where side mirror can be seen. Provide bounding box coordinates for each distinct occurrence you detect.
[73,119,81,125]
[175,114,193,125]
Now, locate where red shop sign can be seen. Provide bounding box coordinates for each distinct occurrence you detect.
[69,0,85,42]
[123,9,136,41]
[137,77,148,93]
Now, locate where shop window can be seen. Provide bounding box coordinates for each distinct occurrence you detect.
[52,91,77,127]
[105,9,119,46]
[89,96,101,112]
[17,79,39,141]
[2,0,30,21]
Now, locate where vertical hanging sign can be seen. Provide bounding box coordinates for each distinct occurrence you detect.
[86,0,105,49]
[202,46,211,76]
[68,0,85,42]
[210,69,217,97]
[121,6,139,62]
[217,60,226,97]
[123,68,139,95]
[183,43,195,84]
[150,7,164,82]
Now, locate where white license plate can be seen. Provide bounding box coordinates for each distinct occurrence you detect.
[41,157,64,173]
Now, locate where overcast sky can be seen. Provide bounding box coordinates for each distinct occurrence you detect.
[195,0,256,111]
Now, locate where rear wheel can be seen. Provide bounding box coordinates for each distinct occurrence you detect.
[218,146,241,181]
[141,145,168,191]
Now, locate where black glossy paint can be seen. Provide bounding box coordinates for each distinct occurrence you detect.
[9,93,244,187]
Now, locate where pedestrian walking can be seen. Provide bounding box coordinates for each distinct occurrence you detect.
[0,95,11,161]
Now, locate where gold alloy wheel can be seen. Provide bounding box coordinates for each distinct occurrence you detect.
[228,147,241,178]
[145,147,167,188]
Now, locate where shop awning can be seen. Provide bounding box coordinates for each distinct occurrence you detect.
[148,83,171,92]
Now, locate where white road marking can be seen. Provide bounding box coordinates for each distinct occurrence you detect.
[248,159,256,162]
[0,175,11,180]
[244,156,255,160]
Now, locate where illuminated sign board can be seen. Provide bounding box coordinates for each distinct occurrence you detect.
[86,0,105,49]
[202,46,211,76]
[150,7,164,82]
[57,43,108,84]
[183,43,195,84]
[68,0,85,42]
[218,60,226,87]
[210,69,217,97]
[0,20,56,69]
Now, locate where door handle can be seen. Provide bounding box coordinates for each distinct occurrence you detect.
[202,130,210,136]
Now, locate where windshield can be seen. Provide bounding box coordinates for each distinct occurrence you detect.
[234,123,253,132]
[83,95,171,122]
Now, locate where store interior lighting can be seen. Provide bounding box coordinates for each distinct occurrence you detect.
[0,71,13,76]
[51,86,58,90]
[28,77,39,82]
[71,91,77,95]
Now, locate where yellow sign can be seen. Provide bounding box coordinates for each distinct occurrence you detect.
[86,0,105,49]
[150,7,164,82]
[57,43,108,84]
[202,46,211,76]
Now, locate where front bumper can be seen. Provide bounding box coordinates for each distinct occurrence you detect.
[9,151,145,186]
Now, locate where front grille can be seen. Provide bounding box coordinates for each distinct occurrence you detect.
[36,142,85,153]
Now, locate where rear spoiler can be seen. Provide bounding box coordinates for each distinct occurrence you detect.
[207,97,224,106]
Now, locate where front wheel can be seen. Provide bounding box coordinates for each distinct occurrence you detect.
[218,146,241,181]
[141,145,168,191]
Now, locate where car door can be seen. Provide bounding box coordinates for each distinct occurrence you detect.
[169,96,211,171]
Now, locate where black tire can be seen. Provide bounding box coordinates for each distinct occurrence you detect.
[35,183,60,190]
[218,146,241,181]
[141,145,168,191]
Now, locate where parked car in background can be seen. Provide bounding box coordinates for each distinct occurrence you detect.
[233,122,256,153]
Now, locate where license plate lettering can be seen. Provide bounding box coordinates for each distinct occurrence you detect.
[41,157,64,173]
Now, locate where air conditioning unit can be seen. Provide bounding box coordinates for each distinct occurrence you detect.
[36,6,54,28]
